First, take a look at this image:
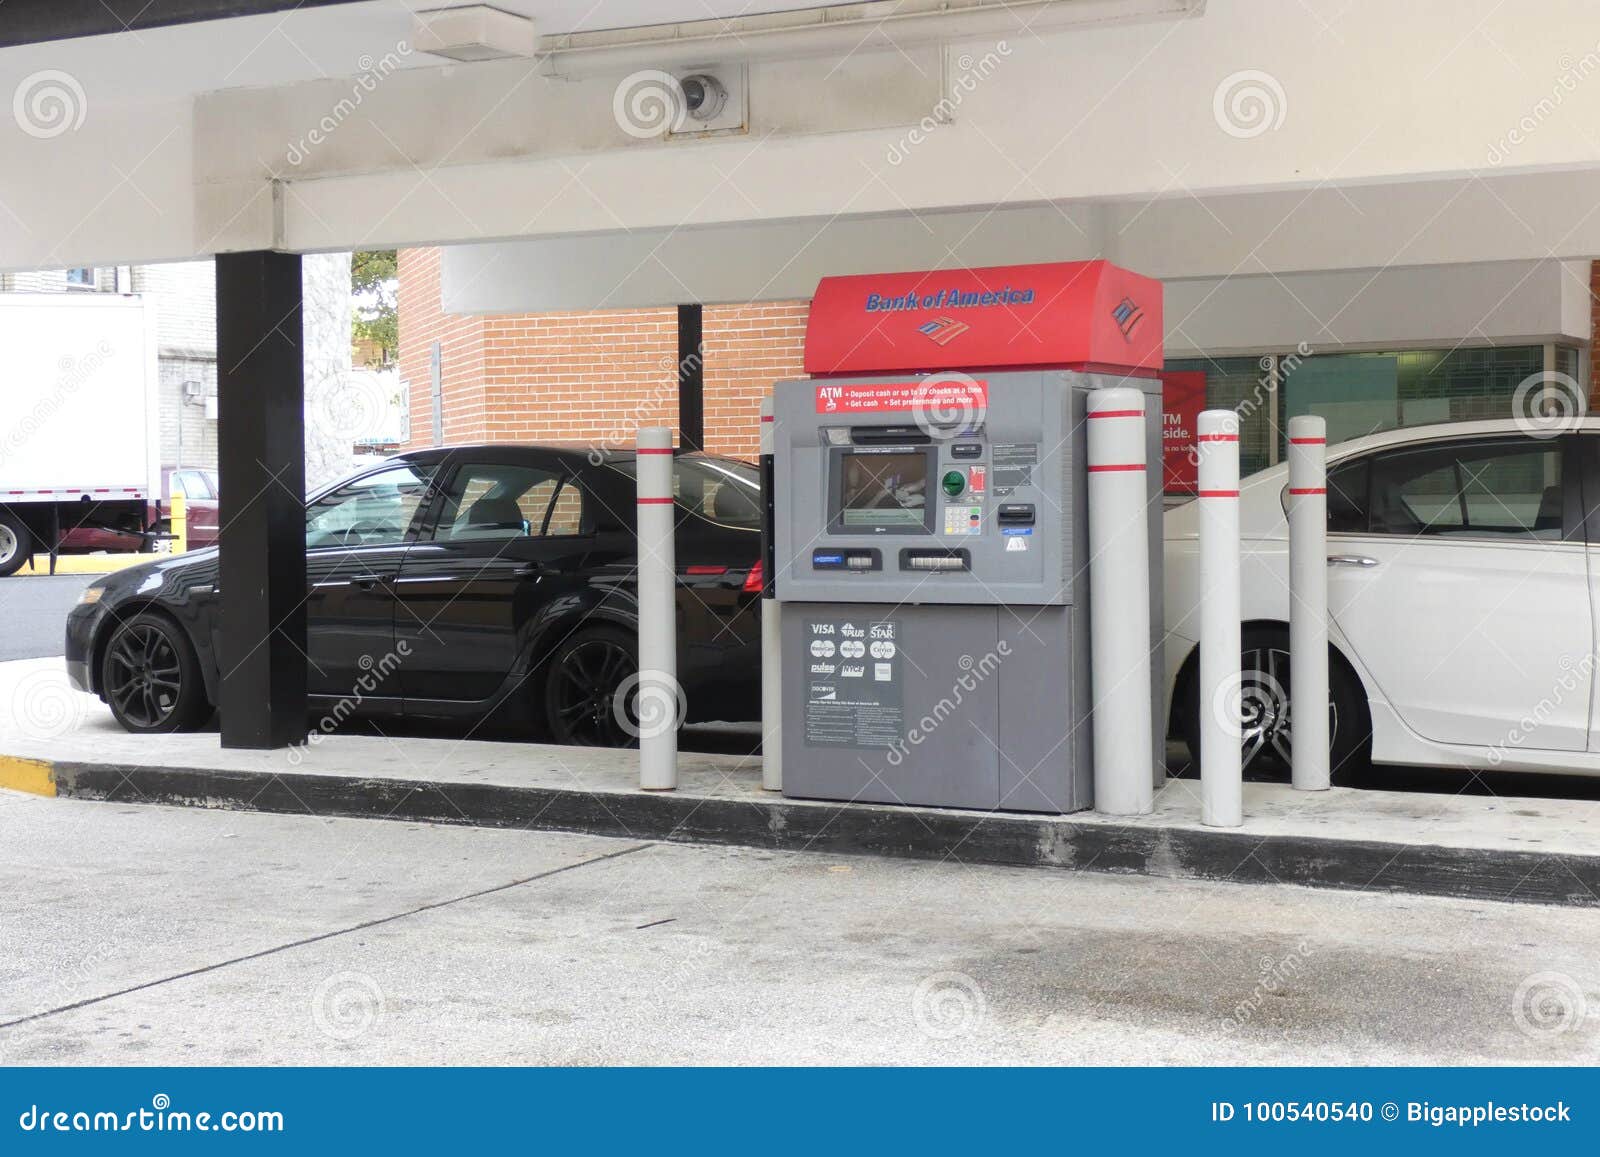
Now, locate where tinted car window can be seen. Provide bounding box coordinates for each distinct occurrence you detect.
[1367,440,1563,541]
[430,463,585,542]
[1326,459,1369,533]
[610,456,761,529]
[305,465,432,548]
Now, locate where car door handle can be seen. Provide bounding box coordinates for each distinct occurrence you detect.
[511,561,552,579]
[1327,554,1378,568]
[351,573,392,588]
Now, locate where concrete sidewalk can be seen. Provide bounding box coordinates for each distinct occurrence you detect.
[4,657,1600,907]
[9,794,1597,1065]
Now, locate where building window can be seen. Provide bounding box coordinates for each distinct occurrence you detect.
[1163,344,1584,493]
[1280,346,1547,452]
[65,267,95,288]
[1162,355,1277,481]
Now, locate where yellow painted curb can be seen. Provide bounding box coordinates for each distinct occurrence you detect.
[0,755,57,797]
[22,553,162,576]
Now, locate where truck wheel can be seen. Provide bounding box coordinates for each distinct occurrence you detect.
[100,611,210,733]
[0,510,31,578]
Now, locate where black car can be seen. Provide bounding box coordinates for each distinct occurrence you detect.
[66,446,766,744]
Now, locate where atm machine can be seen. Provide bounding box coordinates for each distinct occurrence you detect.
[771,260,1164,814]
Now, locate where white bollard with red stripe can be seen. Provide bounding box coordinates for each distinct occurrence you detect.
[759,394,782,792]
[1197,409,1242,827]
[1086,387,1154,816]
[636,427,679,791]
[1288,415,1330,791]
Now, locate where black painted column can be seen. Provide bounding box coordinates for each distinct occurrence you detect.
[215,251,307,750]
[677,304,704,452]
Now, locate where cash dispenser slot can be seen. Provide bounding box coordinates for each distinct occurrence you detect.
[899,548,971,573]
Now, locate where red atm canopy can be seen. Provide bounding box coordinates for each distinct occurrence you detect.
[803,259,1163,378]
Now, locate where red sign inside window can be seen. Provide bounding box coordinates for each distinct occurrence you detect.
[1161,370,1207,493]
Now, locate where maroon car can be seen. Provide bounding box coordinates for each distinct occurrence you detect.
[168,468,220,549]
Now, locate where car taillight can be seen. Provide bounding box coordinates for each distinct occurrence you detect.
[684,564,728,576]
[742,560,763,594]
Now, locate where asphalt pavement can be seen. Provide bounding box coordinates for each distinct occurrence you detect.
[0,573,98,662]
[1,794,1596,1065]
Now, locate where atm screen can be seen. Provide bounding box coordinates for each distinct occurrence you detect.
[838,451,929,530]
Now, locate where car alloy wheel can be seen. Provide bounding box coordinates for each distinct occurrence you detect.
[548,632,639,747]
[104,622,186,729]
[1238,645,1316,772]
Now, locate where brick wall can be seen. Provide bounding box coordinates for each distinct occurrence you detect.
[398,247,808,460]
[132,261,216,358]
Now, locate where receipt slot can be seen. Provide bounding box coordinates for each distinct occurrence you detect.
[771,261,1165,813]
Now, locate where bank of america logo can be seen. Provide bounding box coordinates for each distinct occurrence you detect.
[917,315,970,345]
[1112,297,1144,339]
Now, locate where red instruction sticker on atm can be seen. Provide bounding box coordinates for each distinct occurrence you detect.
[815,379,989,415]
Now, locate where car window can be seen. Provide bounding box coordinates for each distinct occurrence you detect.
[305,464,432,549]
[1366,440,1563,541]
[174,471,213,500]
[429,462,585,542]
[610,455,762,530]
[1326,458,1369,533]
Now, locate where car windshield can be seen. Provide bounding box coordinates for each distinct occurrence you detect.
[611,455,762,530]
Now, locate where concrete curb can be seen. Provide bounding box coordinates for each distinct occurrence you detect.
[20,757,1600,908]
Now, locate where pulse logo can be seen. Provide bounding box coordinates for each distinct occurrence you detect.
[916,316,970,346]
[1112,297,1144,340]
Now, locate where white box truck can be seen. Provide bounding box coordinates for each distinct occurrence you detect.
[0,294,162,576]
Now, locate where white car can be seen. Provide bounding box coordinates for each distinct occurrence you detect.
[1163,417,1598,781]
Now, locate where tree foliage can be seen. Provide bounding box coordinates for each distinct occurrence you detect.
[352,249,398,361]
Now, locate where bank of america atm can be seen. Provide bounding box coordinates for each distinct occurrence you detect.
[771,260,1164,814]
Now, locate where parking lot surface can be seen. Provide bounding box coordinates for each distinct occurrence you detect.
[0,575,95,663]
[2,794,1596,1066]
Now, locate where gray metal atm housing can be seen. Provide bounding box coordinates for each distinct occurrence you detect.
[772,370,1163,814]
